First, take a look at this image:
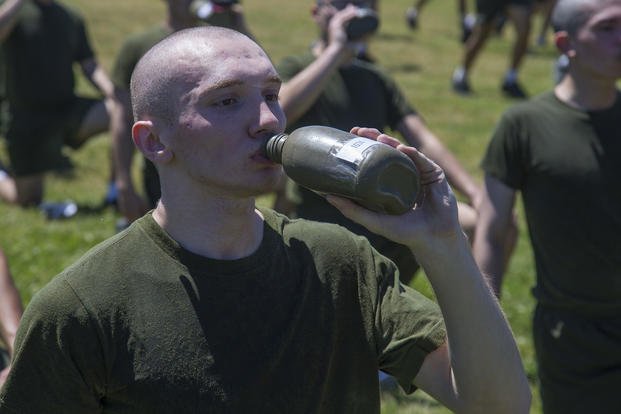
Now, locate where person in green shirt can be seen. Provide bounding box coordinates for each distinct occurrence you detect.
[0,26,530,413]
[274,0,511,284]
[473,0,621,411]
[0,0,114,207]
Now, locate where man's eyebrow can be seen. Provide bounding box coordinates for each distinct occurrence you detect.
[204,75,282,93]
[205,79,245,93]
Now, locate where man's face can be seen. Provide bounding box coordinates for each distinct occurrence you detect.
[570,2,621,81]
[161,36,286,197]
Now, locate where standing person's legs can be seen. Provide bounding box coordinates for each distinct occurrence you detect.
[406,0,430,29]
[452,6,496,94]
[501,2,533,98]
[535,0,557,46]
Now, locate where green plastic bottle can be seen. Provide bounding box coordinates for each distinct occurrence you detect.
[264,126,420,215]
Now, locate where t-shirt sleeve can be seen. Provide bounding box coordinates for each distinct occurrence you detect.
[480,109,529,189]
[73,14,95,62]
[0,276,106,413]
[111,37,141,89]
[276,54,306,82]
[371,252,446,394]
[375,68,416,130]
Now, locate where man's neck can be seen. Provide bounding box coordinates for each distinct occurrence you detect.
[554,72,619,111]
[152,194,264,261]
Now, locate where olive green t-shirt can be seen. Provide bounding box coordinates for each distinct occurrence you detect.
[0,209,445,413]
[481,91,621,315]
[1,0,94,109]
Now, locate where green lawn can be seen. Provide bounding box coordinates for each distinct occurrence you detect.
[0,1,560,412]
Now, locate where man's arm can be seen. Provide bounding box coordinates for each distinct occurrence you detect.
[110,86,149,222]
[277,6,360,125]
[80,58,115,101]
[472,174,517,297]
[396,115,481,208]
[328,128,530,413]
[0,248,23,386]
[0,0,24,42]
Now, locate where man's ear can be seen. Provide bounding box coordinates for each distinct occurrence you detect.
[132,120,173,164]
[555,31,576,58]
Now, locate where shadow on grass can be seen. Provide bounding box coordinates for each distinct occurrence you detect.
[376,32,414,42]
[383,62,422,74]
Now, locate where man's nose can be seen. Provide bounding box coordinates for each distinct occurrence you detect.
[250,100,284,137]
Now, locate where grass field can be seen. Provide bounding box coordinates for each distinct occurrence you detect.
[0,1,561,412]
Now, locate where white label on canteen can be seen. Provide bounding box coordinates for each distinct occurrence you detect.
[335,138,380,163]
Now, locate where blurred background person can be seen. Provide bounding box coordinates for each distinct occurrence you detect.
[474,0,621,411]
[274,0,493,285]
[0,0,114,210]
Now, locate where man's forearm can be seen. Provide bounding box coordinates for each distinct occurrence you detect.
[412,235,530,412]
[0,0,25,42]
[0,254,22,356]
[278,43,351,125]
[82,61,115,99]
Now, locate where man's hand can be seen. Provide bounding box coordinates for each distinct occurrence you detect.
[324,4,367,57]
[326,127,462,253]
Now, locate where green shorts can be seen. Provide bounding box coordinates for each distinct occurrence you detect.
[533,305,621,414]
[6,97,101,176]
[476,0,534,22]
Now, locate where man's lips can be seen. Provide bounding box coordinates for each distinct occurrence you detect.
[250,150,278,165]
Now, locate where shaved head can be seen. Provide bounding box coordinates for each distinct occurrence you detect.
[552,0,617,34]
[130,26,259,124]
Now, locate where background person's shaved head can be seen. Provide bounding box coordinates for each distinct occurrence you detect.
[552,0,617,34]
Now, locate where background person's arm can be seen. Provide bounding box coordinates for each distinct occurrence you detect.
[0,0,25,42]
[473,174,518,297]
[80,58,115,101]
[278,5,359,124]
[0,248,23,386]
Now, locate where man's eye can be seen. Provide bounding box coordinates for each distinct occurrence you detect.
[596,22,618,32]
[214,98,237,107]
